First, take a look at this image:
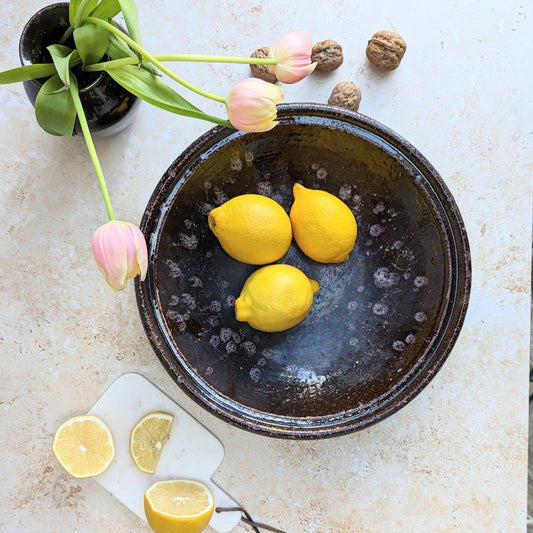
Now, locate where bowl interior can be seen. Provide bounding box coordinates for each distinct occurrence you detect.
[136,104,470,438]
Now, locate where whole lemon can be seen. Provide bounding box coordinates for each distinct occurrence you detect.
[235,264,319,332]
[208,194,292,265]
[289,183,357,263]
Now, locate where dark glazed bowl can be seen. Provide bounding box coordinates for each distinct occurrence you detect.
[135,104,471,439]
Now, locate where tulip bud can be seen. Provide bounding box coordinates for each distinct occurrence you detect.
[268,31,317,84]
[225,78,283,132]
[92,220,148,291]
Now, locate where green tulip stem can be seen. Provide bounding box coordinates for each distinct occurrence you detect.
[69,83,115,221]
[58,26,74,46]
[84,54,277,72]
[85,17,227,103]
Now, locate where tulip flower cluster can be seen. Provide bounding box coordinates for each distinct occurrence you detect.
[0,0,317,291]
[89,29,315,291]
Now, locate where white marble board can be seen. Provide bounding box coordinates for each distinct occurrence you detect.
[87,373,241,532]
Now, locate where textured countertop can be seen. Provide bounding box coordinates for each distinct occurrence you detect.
[0,1,531,531]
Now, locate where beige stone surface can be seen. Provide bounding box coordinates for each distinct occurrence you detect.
[0,1,531,532]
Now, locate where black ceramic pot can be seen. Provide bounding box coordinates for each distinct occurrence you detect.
[18,2,140,136]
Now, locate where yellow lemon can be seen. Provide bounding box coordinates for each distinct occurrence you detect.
[52,415,115,479]
[235,264,319,332]
[208,194,292,265]
[289,183,357,263]
[144,479,214,533]
[130,411,174,474]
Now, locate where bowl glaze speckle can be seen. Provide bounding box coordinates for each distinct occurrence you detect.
[135,104,471,439]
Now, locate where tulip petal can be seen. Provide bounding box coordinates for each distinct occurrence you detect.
[225,78,283,132]
[271,61,317,85]
[92,220,148,291]
[131,223,148,281]
[269,31,316,84]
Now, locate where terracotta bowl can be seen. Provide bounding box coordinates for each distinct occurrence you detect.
[135,104,471,439]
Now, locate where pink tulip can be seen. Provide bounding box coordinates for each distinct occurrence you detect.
[225,78,284,132]
[92,220,148,291]
[268,31,317,84]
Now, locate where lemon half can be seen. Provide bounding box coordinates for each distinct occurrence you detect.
[144,479,215,533]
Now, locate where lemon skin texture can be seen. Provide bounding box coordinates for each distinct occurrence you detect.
[289,183,357,263]
[208,194,292,265]
[235,264,319,332]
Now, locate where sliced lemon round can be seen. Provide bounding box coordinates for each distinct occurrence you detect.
[52,414,115,479]
[144,479,215,533]
[130,411,174,474]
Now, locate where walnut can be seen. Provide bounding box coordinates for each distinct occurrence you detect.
[249,47,277,83]
[328,81,362,112]
[311,39,344,72]
[366,30,406,71]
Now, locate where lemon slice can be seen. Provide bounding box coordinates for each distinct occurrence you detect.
[130,411,174,474]
[52,414,115,479]
[144,479,215,533]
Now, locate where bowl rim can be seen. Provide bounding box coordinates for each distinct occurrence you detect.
[135,103,472,439]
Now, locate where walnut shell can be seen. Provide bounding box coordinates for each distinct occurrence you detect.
[328,81,362,112]
[249,47,277,83]
[366,30,406,71]
[311,39,343,72]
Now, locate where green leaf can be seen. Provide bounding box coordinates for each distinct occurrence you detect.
[34,74,77,137]
[106,64,202,113]
[107,65,231,127]
[0,64,56,84]
[90,0,121,19]
[105,33,160,77]
[106,32,136,60]
[117,0,142,45]
[69,0,83,25]
[47,45,75,87]
[74,23,110,65]
[70,0,99,26]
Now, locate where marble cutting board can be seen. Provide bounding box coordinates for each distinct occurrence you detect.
[87,372,242,532]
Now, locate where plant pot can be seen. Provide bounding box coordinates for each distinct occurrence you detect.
[18,2,140,136]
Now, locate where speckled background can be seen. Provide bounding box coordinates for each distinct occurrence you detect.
[0,1,531,532]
